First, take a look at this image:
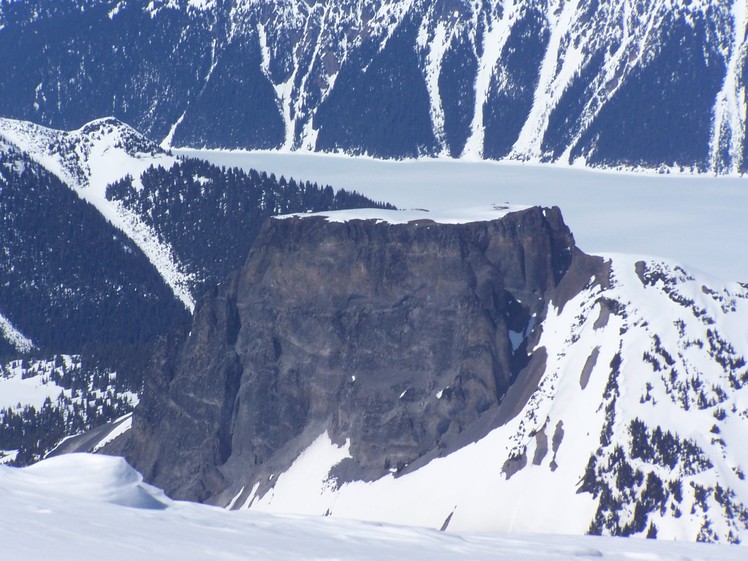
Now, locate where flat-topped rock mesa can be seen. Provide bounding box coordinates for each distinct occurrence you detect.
[126,206,605,503]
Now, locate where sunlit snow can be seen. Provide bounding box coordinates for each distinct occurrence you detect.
[277,204,527,224]
[0,311,33,353]
[1,454,745,561]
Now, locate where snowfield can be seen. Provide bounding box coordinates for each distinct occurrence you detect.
[277,204,529,224]
[1,453,745,561]
[0,356,137,413]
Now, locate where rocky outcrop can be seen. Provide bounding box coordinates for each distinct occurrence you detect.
[126,206,600,503]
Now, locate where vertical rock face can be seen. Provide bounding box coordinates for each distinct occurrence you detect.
[127,206,582,502]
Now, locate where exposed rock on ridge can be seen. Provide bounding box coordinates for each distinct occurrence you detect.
[126,206,598,503]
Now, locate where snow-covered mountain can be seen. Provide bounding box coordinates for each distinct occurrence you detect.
[0,117,393,315]
[0,117,193,308]
[110,206,748,544]
[0,135,188,354]
[0,116,390,352]
[0,0,744,172]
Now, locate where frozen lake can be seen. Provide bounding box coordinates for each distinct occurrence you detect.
[178,150,748,282]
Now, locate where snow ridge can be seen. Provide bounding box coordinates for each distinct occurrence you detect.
[3,452,746,560]
[0,117,194,311]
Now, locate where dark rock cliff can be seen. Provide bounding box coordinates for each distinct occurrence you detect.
[126,206,599,503]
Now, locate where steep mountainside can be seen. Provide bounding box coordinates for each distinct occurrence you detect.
[0,0,744,172]
[0,116,194,308]
[0,117,392,308]
[0,310,33,356]
[121,207,748,543]
[0,143,187,464]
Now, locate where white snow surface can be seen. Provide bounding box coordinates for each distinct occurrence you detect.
[510,0,585,159]
[91,413,133,453]
[0,359,70,411]
[1,453,745,561]
[179,149,748,282]
[709,0,747,173]
[277,204,528,224]
[462,2,521,158]
[0,117,194,310]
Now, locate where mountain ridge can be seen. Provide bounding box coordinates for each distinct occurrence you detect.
[0,0,744,172]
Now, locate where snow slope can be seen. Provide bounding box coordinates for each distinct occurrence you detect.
[0,117,193,310]
[0,356,138,463]
[0,453,744,561]
[0,356,137,413]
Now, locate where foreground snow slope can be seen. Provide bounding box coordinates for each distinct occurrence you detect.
[1,453,744,561]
